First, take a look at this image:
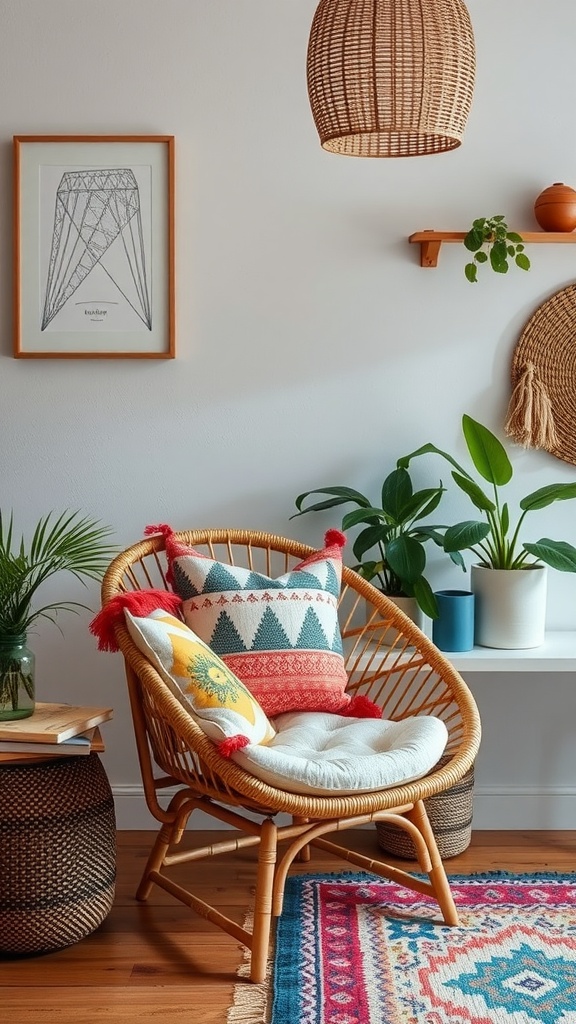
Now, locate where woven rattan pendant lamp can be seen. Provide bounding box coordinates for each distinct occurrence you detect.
[307,0,476,157]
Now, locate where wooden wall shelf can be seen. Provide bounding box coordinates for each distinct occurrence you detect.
[409,230,576,268]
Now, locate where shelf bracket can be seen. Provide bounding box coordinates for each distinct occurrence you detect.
[409,231,466,268]
[418,234,442,268]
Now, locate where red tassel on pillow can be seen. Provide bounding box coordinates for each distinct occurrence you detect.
[144,523,175,539]
[324,529,346,549]
[342,695,383,720]
[294,528,347,572]
[89,589,182,652]
[144,522,202,564]
[217,734,251,758]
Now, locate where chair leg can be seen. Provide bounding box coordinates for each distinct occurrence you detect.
[136,823,174,901]
[250,817,278,984]
[293,816,311,862]
[136,790,198,901]
[408,800,459,926]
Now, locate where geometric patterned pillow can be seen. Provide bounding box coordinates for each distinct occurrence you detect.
[123,609,276,755]
[145,526,354,717]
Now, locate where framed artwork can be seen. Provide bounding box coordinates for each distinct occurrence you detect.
[13,135,175,359]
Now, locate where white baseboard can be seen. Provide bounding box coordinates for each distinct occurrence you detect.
[112,784,576,831]
[472,786,576,830]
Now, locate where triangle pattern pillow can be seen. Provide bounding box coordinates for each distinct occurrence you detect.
[145,526,363,717]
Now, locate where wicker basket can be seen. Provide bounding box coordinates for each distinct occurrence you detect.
[376,757,475,860]
[0,753,116,954]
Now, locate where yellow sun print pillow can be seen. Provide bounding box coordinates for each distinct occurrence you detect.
[124,609,275,753]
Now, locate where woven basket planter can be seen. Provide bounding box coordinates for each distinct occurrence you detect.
[0,753,116,954]
[376,757,475,860]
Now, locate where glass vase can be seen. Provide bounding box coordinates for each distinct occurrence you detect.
[0,636,35,720]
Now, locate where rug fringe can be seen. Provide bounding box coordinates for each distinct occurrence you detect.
[227,913,272,1024]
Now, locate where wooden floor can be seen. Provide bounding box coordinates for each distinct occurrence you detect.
[2,829,576,1023]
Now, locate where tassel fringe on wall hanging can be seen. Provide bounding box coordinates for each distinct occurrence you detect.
[504,283,576,466]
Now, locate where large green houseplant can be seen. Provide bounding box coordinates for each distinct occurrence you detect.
[0,510,116,720]
[292,467,463,620]
[398,415,576,646]
[398,415,576,571]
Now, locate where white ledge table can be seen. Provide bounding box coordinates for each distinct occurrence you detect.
[437,631,576,673]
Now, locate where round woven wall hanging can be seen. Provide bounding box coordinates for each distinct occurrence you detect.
[505,283,576,466]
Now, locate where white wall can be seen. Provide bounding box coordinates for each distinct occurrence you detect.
[2,1,575,828]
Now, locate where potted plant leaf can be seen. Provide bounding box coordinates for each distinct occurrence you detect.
[463,215,530,283]
[291,467,464,621]
[0,510,116,720]
[398,415,576,648]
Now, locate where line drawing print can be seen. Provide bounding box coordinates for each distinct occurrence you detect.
[41,167,152,331]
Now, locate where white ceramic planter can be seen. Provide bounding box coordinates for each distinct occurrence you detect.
[470,564,548,649]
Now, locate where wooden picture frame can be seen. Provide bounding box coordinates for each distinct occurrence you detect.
[13,135,175,359]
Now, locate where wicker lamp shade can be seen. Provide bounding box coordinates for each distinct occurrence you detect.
[307,0,476,158]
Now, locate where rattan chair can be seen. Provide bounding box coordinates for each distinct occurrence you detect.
[101,529,481,983]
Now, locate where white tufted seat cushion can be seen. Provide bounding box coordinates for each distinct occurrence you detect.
[231,711,448,796]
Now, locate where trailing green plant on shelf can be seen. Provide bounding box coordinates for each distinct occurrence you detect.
[291,468,465,619]
[463,215,531,283]
[0,510,116,718]
[397,414,576,572]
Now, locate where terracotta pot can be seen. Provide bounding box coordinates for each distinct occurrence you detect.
[534,182,576,232]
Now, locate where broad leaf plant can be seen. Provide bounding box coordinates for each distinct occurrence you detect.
[398,415,576,573]
[292,470,463,619]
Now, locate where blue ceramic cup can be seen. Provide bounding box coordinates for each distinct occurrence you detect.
[432,590,475,652]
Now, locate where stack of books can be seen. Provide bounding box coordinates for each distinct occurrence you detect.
[0,702,113,764]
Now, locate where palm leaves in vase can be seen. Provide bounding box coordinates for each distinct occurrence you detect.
[0,510,116,715]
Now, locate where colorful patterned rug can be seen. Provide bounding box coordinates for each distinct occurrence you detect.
[228,871,576,1024]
